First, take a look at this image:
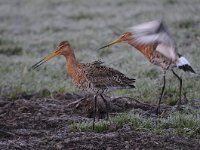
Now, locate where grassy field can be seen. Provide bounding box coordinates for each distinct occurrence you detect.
[0,0,200,104]
[72,111,200,138]
[0,0,200,148]
[0,0,200,130]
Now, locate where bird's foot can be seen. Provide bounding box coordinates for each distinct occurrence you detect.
[154,106,162,115]
[153,106,168,118]
[175,100,184,111]
[66,97,86,109]
[175,104,184,112]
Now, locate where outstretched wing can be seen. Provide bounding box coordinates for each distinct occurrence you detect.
[129,20,178,61]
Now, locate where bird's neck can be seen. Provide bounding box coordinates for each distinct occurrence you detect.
[127,39,154,60]
[63,51,78,78]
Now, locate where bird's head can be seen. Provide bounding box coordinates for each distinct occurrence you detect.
[98,32,132,50]
[32,41,72,69]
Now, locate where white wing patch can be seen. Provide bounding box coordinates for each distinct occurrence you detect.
[176,56,190,67]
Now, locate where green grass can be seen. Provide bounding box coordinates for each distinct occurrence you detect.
[0,38,23,56]
[71,111,200,138]
[71,113,153,132]
[173,19,199,29]
[159,112,200,137]
[0,56,77,97]
[0,0,199,102]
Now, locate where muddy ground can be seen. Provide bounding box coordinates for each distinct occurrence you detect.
[0,92,200,150]
[0,0,200,149]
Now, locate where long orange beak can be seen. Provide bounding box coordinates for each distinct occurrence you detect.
[98,37,123,50]
[32,50,60,69]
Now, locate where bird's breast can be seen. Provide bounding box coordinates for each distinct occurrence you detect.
[129,41,174,69]
[128,40,155,61]
[135,44,155,61]
[150,51,174,70]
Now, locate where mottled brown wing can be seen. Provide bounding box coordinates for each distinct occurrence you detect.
[80,63,135,91]
[91,60,104,65]
[129,20,178,61]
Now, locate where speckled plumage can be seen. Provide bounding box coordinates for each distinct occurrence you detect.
[73,63,135,94]
[32,41,135,130]
[57,42,135,95]
[127,41,173,70]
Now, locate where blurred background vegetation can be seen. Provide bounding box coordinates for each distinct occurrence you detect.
[0,0,199,105]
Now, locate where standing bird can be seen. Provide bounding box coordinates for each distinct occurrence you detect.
[98,20,195,114]
[32,41,135,130]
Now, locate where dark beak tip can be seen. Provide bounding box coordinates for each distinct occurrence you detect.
[31,66,36,70]
[97,47,104,50]
[98,45,109,50]
[31,58,46,70]
[31,66,35,69]
[31,64,38,70]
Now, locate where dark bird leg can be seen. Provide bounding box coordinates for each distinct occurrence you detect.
[93,95,98,131]
[172,69,182,109]
[100,94,109,120]
[156,70,166,114]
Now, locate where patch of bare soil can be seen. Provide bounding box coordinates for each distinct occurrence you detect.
[0,92,199,150]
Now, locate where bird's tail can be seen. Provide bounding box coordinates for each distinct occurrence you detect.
[176,56,195,73]
[123,78,136,88]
